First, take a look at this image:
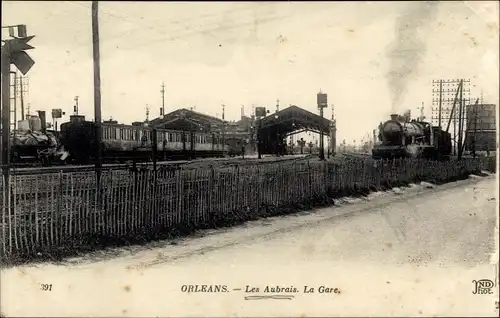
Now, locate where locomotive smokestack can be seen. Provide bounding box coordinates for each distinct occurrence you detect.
[390,114,398,121]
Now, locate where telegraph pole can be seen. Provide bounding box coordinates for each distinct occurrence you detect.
[438,80,442,127]
[160,82,165,116]
[330,104,337,157]
[74,96,79,115]
[432,78,470,135]
[92,1,103,184]
[19,74,25,120]
[11,71,17,132]
[254,106,266,159]
[472,100,478,158]
[221,104,226,156]
[457,83,464,160]
[317,92,328,160]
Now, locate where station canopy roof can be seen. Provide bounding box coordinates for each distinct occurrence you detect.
[150,108,225,132]
[259,105,331,135]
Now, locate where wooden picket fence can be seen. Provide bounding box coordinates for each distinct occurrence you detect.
[0,156,496,260]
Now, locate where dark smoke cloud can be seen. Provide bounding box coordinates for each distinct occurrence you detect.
[386,1,439,113]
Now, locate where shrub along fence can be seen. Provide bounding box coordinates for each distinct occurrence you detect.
[0,156,496,261]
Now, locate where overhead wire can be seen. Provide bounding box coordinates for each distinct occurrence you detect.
[113,13,290,52]
[64,1,277,51]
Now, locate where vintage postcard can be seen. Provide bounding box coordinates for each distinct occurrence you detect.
[1,1,499,317]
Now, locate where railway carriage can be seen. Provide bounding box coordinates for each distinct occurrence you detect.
[59,116,231,164]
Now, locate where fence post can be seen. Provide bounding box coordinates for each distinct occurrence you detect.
[57,171,63,243]
[306,160,311,197]
[107,168,112,235]
[325,161,330,196]
[210,165,216,224]
[1,173,9,256]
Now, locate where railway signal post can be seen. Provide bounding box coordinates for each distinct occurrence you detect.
[1,24,35,188]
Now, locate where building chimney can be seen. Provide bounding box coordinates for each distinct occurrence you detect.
[390,114,398,121]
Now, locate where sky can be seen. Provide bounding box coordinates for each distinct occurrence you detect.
[2,1,499,144]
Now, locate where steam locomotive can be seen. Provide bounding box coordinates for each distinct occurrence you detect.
[59,115,243,164]
[372,114,452,161]
[9,114,69,166]
[10,129,63,165]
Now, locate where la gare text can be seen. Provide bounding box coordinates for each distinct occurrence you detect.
[180,285,340,294]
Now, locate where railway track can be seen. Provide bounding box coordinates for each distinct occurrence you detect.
[7,154,312,176]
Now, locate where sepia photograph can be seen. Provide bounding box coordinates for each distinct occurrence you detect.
[1,1,499,317]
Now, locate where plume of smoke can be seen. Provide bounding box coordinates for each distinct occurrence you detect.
[386,2,438,113]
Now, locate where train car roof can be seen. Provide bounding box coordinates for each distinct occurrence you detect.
[62,119,227,135]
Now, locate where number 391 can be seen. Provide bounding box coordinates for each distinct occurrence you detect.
[40,284,52,291]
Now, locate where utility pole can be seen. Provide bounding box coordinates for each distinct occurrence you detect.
[74,96,79,115]
[457,80,464,160]
[11,71,17,132]
[330,104,337,157]
[432,78,470,137]
[92,0,103,185]
[472,101,478,158]
[438,80,442,127]
[221,103,226,156]
[160,82,165,117]
[254,105,266,159]
[317,91,327,160]
[419,102,425,121]
[19,74,25,120]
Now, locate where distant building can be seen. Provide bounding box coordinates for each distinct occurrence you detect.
[465,103,496,153]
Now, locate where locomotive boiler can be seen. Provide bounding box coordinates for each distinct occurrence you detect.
[10,116,68,166]
[372,114,451,161]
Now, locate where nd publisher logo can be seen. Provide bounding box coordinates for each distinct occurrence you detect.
[472,279,495,295]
